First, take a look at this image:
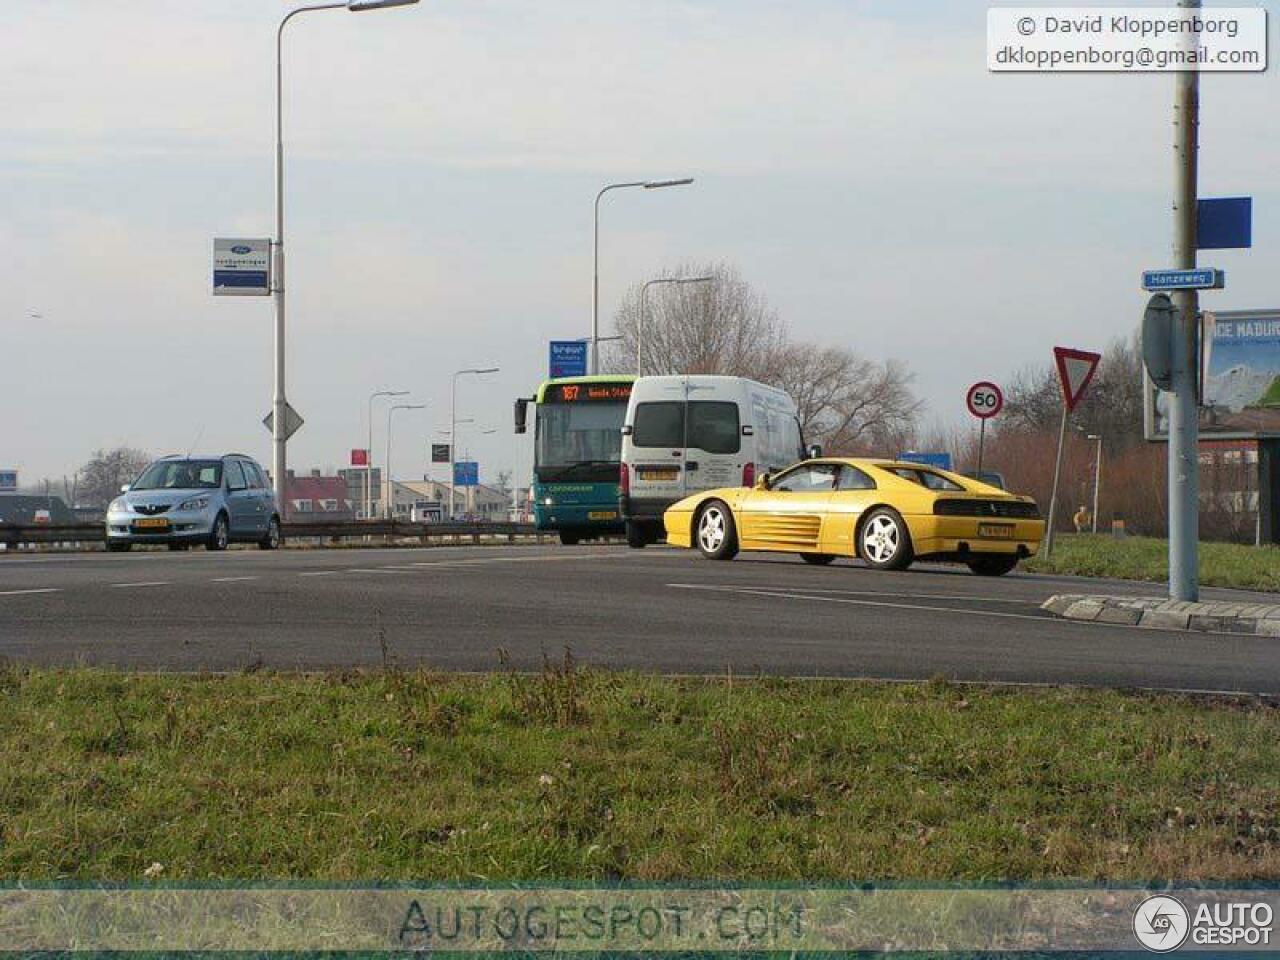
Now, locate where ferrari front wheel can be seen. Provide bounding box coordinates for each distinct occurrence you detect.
[696,501,739,561]
[859,508,914,571]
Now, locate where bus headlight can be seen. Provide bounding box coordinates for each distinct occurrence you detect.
[543,497,554,506]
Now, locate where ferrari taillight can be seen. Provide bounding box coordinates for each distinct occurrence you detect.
[620,462,630,495]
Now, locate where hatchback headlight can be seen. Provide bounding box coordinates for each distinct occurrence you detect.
[108,497,130,514]
[177,496,210,511]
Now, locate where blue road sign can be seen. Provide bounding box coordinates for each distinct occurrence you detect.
[453,461,479,487]
[1141,268,1224,292]
[0,471,16,492]
[549,340,588,378]
[898,451,953,472]
[1198,197,1252,250]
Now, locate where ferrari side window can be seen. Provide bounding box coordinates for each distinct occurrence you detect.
[773,464,839,493]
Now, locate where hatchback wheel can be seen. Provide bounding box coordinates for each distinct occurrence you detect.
[207,513,229,552]
[259,516,281,550]
[859,508,914,571]
[696,501,738,561]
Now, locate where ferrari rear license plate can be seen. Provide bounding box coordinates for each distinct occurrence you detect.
[638,467,678,482]
[977,522,1014,539]
[588,511,617,520]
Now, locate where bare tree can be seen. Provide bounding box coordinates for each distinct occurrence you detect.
[775,343,922,454]
[78,447,150,507]
[603,262,787,379]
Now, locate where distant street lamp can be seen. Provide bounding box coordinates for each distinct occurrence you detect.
[450,368,499,519]
[591,178,694,374]
[269,0,419,515]
[1087,433,1103,534]
[637,275,714,375]
[366,389,408,519]
[385,403,425,518]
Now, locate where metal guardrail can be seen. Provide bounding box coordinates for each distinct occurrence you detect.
[0,520,547,548]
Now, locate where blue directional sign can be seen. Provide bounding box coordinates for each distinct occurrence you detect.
[0,470,16,492]
[1141,268,1224,292]
[453,461,479,487]
[1198,197,1252,250]
[549,340,588,378]
[898,451,953,472]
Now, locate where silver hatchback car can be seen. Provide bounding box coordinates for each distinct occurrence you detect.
[105,454,281,552]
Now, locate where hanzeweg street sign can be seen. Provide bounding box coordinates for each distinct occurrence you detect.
[1054,347,1102,412]
[213,238,271,296]
[966,381,1003,419]
[1141,268,1224,292]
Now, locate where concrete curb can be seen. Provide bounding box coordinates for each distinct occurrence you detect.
[1042,594,1280,636]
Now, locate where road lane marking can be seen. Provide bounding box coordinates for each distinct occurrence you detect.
[666,583,1056,624]
[210,576,258,583]
[110,581,171,589]
[0,588,61,597]
[687,583,1053,607]
[298,571,338,577]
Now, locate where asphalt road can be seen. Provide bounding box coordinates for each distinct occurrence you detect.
[1,543,1278,693]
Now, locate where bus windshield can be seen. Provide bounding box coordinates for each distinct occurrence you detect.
[535,398,626,483]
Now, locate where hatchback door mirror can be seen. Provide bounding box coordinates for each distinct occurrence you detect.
[754,474,771,490]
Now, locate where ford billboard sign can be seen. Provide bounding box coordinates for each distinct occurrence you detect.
[213,237,271,296]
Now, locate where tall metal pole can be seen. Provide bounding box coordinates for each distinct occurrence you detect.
[1168,0,1201,600]
[1043,406,1070,557]
[977,418,986,475]
[366,390,407,520]
[1090,435,1103,534]
[385,403,424,519]
[450,372,458,520]
[637,275,714,376]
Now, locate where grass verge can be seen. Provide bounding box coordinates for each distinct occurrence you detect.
[1025,533,1280,592]
[1,660,1278,882]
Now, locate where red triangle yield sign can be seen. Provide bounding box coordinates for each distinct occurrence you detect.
[1053,346,1102,411]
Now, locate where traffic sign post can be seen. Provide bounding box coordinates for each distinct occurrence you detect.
[966,381,1003,474]
[1044,347,1102,557]
[549,341,588,379]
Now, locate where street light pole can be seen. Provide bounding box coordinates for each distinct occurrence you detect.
[1087,434,1103,535]
[385,403,425,518]
[591,178,694,375]
[637,275,714,376]
[450,368,498,519]
[366,389,407,519]
[270,0,419,517]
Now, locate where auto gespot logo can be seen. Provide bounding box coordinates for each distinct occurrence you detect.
[1134,895,1274,951]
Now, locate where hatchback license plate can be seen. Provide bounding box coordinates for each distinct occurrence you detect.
[977,522,1014,539]
[134,517,169,530]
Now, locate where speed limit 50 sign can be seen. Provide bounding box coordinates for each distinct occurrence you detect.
[966,381,1003,419]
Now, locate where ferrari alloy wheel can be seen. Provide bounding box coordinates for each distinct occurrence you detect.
[696,501,738,561]
[859,508,914,571]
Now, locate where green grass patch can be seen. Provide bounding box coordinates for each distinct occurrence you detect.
[1025,533,1280,592]
[1,660,1279,882]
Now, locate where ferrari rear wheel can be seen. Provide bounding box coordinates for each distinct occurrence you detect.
[696,500,739,561]
[859,508,914,571]
[967,555,1019,577]
[800,553,835,565]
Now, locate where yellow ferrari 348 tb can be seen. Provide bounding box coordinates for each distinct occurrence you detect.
[663,458,1045,576]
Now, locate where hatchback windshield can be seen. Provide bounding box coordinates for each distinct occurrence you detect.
[132,459,223,490]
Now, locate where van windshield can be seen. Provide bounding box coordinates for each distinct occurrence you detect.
[132,460,223,490]
[632,401,741,454]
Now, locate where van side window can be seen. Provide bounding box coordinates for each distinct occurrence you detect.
[687,402,740,454]
[836,466,876,490]
[633,402,683,447]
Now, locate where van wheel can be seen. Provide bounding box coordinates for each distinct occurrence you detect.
[207,513,230,552]
[626,521,648,549]
[696,501,738,561]
[859,508,914,571]
[800,553,835,565]
[559,531,581,546]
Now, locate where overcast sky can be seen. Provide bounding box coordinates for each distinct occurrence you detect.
[3,0,1276,489]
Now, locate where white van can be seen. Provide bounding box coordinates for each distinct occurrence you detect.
[619,375,809,547]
